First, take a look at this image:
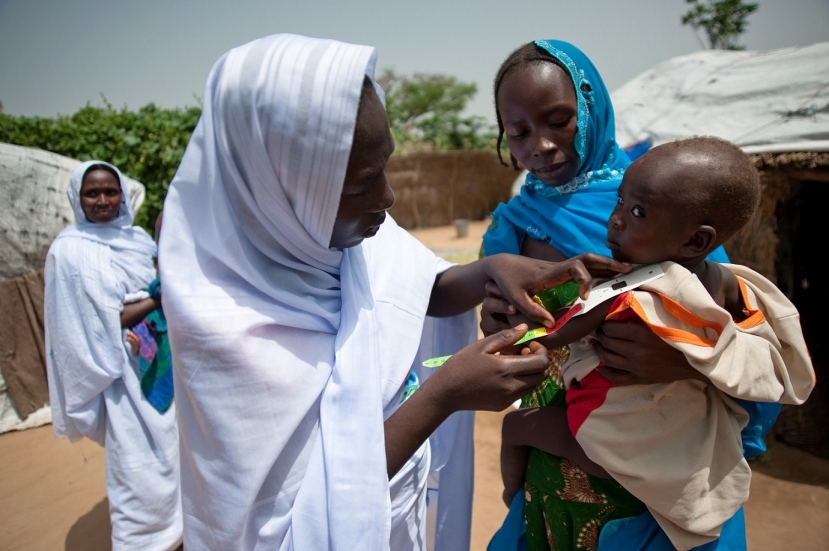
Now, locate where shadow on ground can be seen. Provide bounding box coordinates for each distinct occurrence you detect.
[66,498,110,550]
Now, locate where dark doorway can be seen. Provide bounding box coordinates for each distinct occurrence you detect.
[775,180,828,458]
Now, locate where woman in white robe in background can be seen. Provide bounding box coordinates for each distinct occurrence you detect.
[45,161,182,550]
[160,34,625,551]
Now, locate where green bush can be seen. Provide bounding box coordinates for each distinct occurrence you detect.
[0,102,201,232]
[1,72,498,231]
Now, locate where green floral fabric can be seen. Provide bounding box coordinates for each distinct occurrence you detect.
[521,347,647,551]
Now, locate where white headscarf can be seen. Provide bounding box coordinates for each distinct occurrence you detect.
[55,160,157,258]
[160,34,446,550]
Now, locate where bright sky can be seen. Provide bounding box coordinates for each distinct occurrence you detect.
[1,0,827,124]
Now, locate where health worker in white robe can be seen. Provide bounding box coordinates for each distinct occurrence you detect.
[45,161,182,550]
[158,34,628,551]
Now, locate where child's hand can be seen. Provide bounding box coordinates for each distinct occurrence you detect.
[126,331,139,355]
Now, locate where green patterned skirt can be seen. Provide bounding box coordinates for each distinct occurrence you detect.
[521,347,647,551]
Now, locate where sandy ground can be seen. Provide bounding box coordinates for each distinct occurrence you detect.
[1,220,827,550]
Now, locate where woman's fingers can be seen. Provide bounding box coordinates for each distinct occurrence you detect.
[476,329,549,379]
[595,320,701,385]
[485,280,507,299]
[596,319,640,342]
[499,255,621,326]
[500,341,550,378]
[574,253,631,277]
[506,294,555,328]
[482,296,516,316]
[480,283,516,336]
[564,259,595,300]
[591,331,632,370]
[480,325,530,354]
[487,253,629,322]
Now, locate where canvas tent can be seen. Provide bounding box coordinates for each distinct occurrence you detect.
[0,143,147,432]
[612,41,829,154]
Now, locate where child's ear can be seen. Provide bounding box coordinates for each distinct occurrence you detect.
[679,225,717,258]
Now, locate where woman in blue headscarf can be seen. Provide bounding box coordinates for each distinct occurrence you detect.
[482,40,777,551]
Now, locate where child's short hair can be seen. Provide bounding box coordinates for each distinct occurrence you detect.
[493,42,568,170]
[656,136,761,244]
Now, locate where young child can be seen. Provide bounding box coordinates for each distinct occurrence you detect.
[499,137,815,550]
[123,210,173,413]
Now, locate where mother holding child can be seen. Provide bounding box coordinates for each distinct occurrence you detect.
[158,33,813,551]
[483,40,813,550]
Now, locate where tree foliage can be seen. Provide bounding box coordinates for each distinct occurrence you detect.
[377,70,495,152]
[682,0,758,50]
[0,71,494,230]
[0,101,201,231]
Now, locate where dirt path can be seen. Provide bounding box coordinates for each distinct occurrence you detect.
[1,222,826,550]
[0,425,109,550]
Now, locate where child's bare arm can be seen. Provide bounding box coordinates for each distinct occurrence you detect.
[502,407,609,479]
[500,430,528,506]
[506,298,615,351]
[121,297,160,328]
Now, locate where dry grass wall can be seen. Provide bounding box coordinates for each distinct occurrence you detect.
[386,150,518,229]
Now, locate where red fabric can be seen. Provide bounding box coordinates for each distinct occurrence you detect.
[565,293,638,436]
[566,370,615,436]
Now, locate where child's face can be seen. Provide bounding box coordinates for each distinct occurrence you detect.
[497,63,580,187]
[606,161,691,264]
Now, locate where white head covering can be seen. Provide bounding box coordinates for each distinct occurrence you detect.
[160,34,444,550]
[167,35,387,333]
[56,160,157,257]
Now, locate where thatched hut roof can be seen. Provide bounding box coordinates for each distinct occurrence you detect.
[751,151,829,169]
[751,152,829,183]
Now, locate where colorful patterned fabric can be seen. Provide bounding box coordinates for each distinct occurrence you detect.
[520,348,647,551]
[132,280,173,413]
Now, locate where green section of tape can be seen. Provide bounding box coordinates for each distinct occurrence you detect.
[422,355,452,368]
[533,280,580,312]
[422,323,554,367]
[513,326,550,345]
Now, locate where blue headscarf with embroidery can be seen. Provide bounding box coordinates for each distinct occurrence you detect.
[482,39,729,263]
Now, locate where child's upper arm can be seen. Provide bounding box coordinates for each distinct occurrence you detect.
[536,298,614,348]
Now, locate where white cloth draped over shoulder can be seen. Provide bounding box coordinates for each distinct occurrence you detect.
[159,34,475,551]
[562,262,814,550]
[45,160,182,550]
